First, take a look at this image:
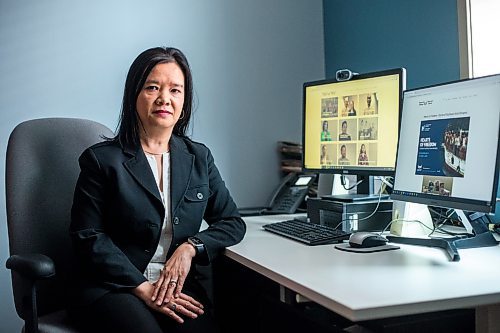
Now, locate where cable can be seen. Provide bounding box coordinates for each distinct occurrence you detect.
[333,175,436,234]
[333,185,385,230]
[340,175,363,191]
[376,176,393,189]
[426,207,470,237]
[379,218,436,236]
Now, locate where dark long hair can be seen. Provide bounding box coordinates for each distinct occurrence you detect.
[113,47,194,146]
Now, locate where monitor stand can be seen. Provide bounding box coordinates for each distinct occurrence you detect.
[322,193,389,202]
[319,174,388,202]
[387,208,498,261]
[453,210,498,249]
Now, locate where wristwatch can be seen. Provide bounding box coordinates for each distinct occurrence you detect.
[187,237,205,256]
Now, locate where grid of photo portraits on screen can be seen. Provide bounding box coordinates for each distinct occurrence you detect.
[319,93,379,168]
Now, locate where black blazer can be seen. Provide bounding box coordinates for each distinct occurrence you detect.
[70,135,246,306]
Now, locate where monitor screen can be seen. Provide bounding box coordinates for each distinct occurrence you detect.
[302,69,405,176]
[392,74,500,213]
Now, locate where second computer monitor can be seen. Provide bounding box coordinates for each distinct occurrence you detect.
[392,74,500,213]
[303,68,406,180]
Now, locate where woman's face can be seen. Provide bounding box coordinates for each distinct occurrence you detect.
[342,122,347,133]
[348,100,354,110]
[361,144,366,153]
[136,62,185,136]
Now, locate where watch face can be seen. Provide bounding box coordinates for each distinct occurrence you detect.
[188,237,205,256]
[189,237,203,246]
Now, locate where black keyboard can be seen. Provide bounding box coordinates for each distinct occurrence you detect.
[262,219,351,245]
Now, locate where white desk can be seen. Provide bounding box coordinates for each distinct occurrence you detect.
[225,215,500,332]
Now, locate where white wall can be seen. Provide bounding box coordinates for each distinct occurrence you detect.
[0,0,324,330]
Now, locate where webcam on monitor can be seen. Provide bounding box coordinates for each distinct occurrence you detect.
[335,69,359,81]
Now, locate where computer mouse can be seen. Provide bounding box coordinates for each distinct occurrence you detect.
[349,232,388,248]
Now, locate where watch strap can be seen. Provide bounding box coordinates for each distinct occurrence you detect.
[187,237,205,256]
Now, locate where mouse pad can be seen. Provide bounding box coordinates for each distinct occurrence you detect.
[334,243,400,253]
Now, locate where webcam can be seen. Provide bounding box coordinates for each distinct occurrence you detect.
[336,69,359,81]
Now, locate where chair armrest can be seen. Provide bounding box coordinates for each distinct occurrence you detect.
[6,254,56,280]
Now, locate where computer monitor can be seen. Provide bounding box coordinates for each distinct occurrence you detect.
[302,68,406,197]
[390,74,500,259]
[392,74,500,214]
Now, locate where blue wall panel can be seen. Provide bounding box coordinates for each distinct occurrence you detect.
[323,0,460,89]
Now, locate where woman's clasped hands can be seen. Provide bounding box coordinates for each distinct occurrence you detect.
[155,242,202,322]
[135,243,202,323]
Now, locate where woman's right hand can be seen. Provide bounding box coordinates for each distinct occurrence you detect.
[133,281,204,323]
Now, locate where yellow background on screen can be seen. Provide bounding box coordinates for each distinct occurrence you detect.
[304,74,400,170]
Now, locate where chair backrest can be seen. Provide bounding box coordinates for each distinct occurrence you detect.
[6,118,114,318]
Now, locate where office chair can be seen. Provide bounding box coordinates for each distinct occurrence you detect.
[5,118,114,333]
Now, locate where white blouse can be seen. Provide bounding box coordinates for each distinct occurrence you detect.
[142,152,172,282]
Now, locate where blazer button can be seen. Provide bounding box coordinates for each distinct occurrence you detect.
[197,192,204,200]
[173,216,180,225]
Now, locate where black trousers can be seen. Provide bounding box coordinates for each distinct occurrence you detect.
[69,290,219,333]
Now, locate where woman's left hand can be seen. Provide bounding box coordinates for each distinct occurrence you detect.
[152,242,196,306]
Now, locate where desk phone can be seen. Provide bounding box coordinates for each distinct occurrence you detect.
[238,173,316,216]
[265,173,315,214]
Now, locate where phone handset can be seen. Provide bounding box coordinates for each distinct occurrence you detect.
[267,173,296,209]
[266,173,315,214]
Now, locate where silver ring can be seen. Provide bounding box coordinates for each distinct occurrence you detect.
[171,303,177,311]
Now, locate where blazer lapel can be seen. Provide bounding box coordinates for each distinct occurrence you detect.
[123,145,163,204]
[170,136,194,213]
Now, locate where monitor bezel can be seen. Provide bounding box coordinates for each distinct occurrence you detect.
[302,68,406,177]
[390,73,500,214]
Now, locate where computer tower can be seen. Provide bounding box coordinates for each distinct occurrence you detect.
[307,197,393,232]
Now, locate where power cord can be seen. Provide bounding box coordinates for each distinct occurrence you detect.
[340,175,363,191]
[341,175,394,193]
[379,218,435,236]
[378,214,469,239]
[375,176,393,190]
[428,207,471,237]
[333,185,385,230]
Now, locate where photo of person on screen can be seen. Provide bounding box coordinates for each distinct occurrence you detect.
[421,176,453,196]
[358,118,378,140]
[341,97,349,117]
[363,93,378,115]
[321,97,338,118]
[321,120,332,141]
[428,181,434,192]
[347,100,357,116]
[338,144,350,165]
[439,182,451,196]
[358,144,368,165]
[320,144,331,165]
[339,121,351,141]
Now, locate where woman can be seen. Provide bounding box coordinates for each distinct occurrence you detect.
[69,47,246,333]
[358,144,368,165]
[347,100,357,116]
[321,120,332,141]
